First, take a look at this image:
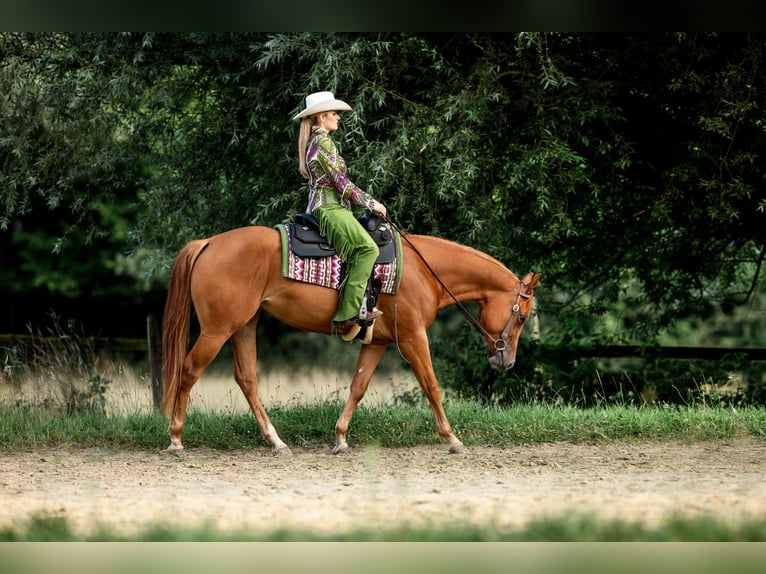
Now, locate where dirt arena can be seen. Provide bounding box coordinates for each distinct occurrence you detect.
[1,440,765,538]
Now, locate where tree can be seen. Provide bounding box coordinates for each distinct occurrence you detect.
[1,32,764,349]
[0,33,168,334]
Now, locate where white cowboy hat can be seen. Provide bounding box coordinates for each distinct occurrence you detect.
[292,91,352,120]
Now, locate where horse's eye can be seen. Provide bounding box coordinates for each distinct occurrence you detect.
[519,314,526,324]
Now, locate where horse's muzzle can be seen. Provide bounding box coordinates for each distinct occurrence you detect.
[488,354,515,371]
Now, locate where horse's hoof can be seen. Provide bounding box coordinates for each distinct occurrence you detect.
[272,445,292,456]
[332,444,352,455]
[166,446,185,456]
[448,443,468,454]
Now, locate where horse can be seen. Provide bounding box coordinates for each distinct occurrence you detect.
[160,224,541,455]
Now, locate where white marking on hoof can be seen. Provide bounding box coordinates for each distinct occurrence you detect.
[332,444,352,455]
[272,445,292,456]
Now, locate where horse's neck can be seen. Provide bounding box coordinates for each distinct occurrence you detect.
[412,235,513,305]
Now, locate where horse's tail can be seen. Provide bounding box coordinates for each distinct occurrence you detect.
[160,240,209,418]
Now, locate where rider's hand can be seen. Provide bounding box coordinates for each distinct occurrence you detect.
[370,199,387,219]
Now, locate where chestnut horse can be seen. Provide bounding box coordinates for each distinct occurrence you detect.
[161,224,540,455]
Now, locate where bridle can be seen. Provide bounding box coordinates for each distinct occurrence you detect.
[384,215,530,366]
[488,284,531,365]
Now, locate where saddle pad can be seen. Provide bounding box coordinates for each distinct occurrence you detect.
[277,223,402,294]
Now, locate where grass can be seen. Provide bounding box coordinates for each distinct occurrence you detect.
[2,323,763,450]
[2,511,766,542]
[1,400,765,451]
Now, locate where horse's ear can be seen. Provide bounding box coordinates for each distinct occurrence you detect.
[523,272,541,290]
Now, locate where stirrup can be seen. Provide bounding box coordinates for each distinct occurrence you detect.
[340,323,362,342]
[340,320,377,344]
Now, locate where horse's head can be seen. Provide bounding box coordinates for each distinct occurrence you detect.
[484,271,541,371]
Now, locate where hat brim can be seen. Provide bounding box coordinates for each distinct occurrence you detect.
[292,99,352,120]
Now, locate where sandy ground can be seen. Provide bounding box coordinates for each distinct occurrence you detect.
[1,441,765,538]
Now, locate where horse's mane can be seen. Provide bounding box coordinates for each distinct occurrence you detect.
[408,234,512,274]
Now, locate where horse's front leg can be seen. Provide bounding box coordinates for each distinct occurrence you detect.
[333,343,387,454]
[402,331,467,454]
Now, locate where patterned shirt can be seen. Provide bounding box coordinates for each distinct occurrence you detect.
[305,126,373,213]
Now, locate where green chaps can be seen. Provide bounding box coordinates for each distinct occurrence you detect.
[314,204,379,323]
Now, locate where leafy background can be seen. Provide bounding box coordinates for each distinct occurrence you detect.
[2,33,765,403]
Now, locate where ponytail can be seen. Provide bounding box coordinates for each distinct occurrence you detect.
[297,117,312,179]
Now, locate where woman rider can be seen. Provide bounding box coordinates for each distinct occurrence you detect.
[293,91,388,333]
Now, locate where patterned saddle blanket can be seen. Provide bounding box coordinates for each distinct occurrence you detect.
[276,213,402,294]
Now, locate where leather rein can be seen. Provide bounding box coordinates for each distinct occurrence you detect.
[384,215,529,364]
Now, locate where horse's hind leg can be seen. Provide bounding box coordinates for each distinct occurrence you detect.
[168,333,228,452]
[230,319,290,455]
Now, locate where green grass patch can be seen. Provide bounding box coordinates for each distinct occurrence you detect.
[1,401,765,451]
[3,511,766,542]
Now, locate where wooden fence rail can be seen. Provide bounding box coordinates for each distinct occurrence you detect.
[0,333,148,352]
[533,344,766,362]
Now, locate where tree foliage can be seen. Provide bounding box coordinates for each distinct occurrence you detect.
[1,32,764,348]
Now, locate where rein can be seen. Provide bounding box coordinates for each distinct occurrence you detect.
[383,215,528,363]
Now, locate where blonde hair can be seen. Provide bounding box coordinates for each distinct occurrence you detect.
[297,117,313,179]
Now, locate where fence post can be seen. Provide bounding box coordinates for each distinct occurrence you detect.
[147,314,162,410]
